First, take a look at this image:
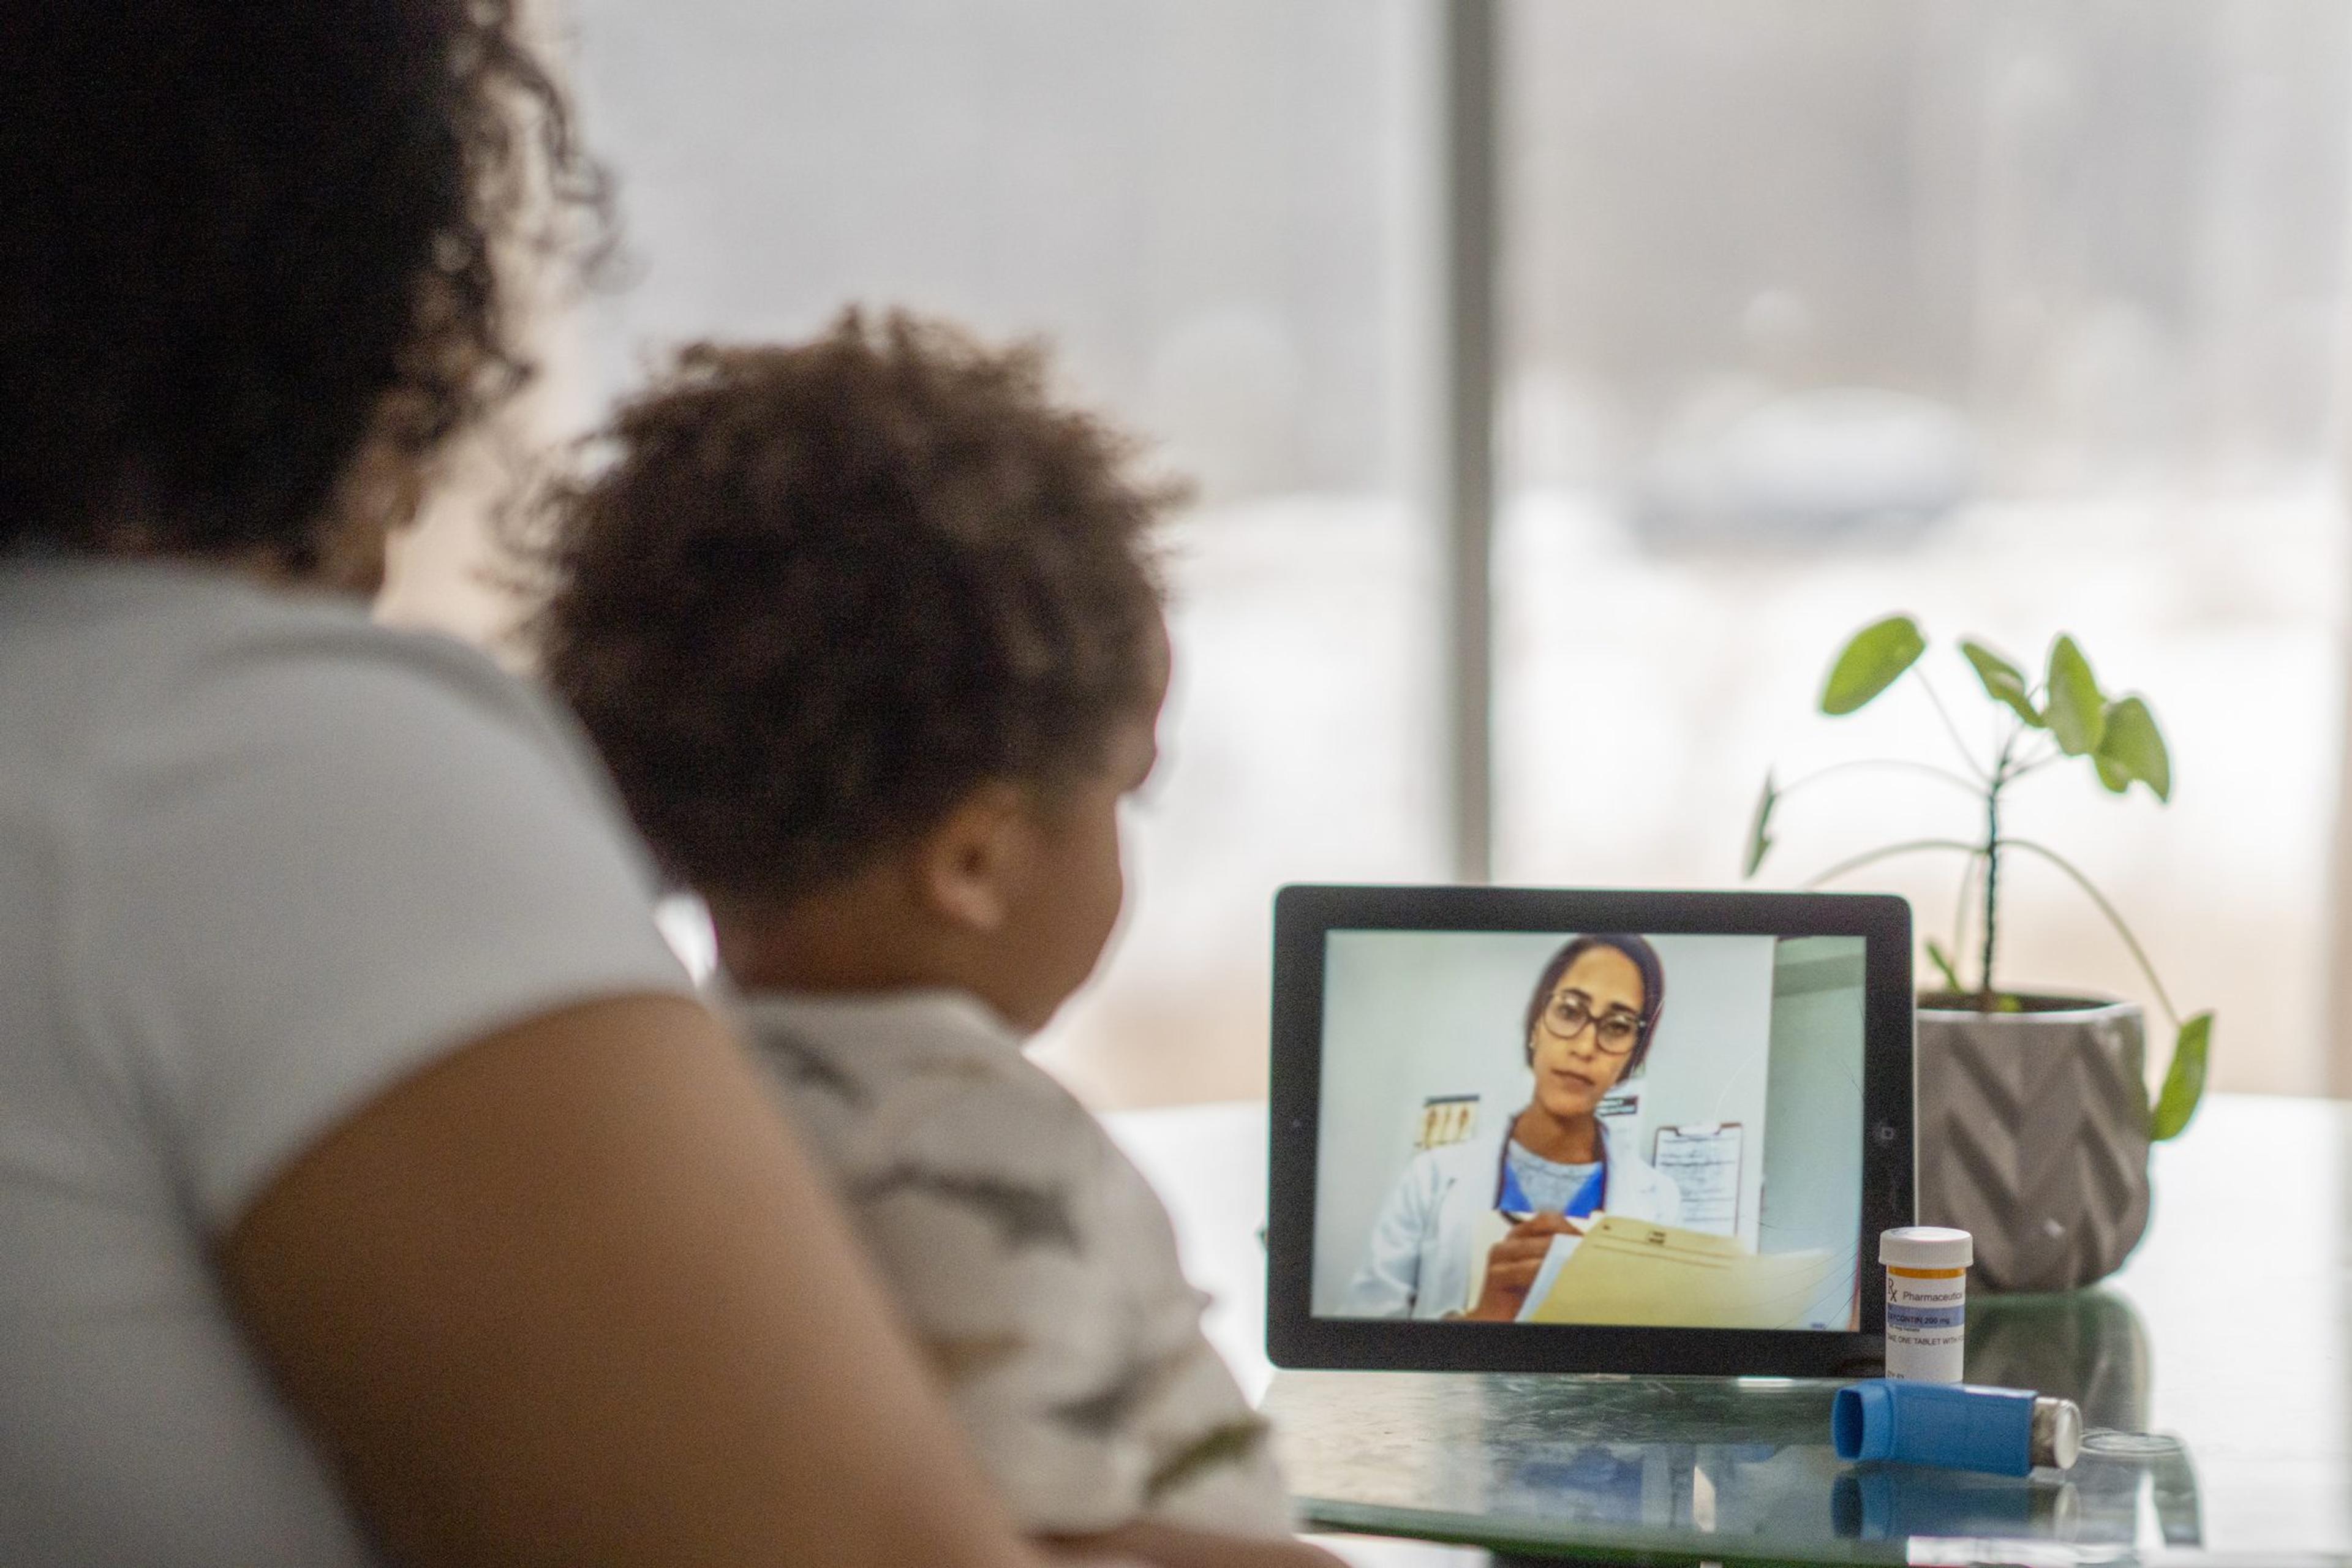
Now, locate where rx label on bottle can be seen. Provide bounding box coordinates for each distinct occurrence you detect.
[1885,1272,1966,1382]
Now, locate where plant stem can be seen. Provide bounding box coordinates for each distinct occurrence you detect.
[2007,744,2064,780]
[1912,669,1992,785]
[1948,848,1985,987]
[1974,726,2024,1006]
[2002,837,2185,1030]
[1979,782,2001,1002]
[1776,758,1985,801]
[1801,839,1982,890]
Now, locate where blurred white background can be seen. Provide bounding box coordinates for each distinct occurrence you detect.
[383,0,2352,1106]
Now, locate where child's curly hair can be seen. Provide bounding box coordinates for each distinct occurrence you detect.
[533,311,1175,905]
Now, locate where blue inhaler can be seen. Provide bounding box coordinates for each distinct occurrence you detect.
[1833,1381,2082,1477]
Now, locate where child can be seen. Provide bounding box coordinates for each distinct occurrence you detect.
[533,312,1329,1567]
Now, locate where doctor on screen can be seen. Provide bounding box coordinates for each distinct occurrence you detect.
[1346,933,1684,1320]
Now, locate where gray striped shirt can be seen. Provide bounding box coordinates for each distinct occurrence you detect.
[737,989,1292,1539]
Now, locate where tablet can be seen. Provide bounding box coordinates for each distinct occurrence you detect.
[1265,884,1913,1377]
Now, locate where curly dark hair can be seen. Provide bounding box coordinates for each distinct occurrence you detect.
[533,312,1174,905]
[0,1,606,576]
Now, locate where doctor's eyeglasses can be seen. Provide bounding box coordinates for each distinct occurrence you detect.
[1539,993,1643,1055]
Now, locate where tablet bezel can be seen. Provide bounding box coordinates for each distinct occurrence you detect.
[1265,883,1913,1378]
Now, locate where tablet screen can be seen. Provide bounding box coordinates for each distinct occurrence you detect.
[1309,928,1868,1332]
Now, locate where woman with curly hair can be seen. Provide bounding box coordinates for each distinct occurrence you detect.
[0,7,1049,1567]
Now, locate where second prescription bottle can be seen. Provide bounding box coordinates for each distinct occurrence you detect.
[1881,1226,1970,1382]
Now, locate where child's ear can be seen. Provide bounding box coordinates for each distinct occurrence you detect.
[913,782,1039,933]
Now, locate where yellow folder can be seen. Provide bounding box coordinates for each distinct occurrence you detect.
[1521,1215,1844,1330]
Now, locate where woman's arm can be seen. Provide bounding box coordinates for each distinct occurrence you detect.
[1460,1212,1583,1321]
[221,993,1042,1568]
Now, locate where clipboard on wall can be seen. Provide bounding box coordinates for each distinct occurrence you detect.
[1651,1122,1743,1237]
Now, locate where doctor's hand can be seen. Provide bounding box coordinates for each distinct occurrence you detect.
[1461,1212,1586,1322]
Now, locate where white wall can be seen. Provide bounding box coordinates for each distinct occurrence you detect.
[1758,937,1867,1268]
[1310,930,1778,1313]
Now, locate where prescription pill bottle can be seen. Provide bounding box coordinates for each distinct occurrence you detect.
[1880,1226,1970,1382]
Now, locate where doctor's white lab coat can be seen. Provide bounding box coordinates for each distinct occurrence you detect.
[1343,1121,1684,1320]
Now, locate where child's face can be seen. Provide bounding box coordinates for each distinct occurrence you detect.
[986,622,1169,1033]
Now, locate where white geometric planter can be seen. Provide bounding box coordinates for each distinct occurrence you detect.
[1915,997,2152,1293]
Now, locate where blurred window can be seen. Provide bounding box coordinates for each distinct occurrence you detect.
[1499,1,2351,1095]
[570,0,1444,1104]
[560,0,2351,1104]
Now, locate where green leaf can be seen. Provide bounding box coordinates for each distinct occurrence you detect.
[1923,938,1964,993]
[1821,616,1928,716]
[1743,772,1777,878]
[2094,695,2172,803]
[1961,639,2041,728]
[2150,1011,2212,1141]
[2043,636,2107,756]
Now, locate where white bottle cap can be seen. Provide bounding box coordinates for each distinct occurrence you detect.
[1880,1226,1972,1269]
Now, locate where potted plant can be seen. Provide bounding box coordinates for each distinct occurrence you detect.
[1745,614,2212,1292]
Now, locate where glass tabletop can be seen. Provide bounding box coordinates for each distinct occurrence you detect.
[1110,1094,2352,1566]
[1267,1354,2196,1564]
